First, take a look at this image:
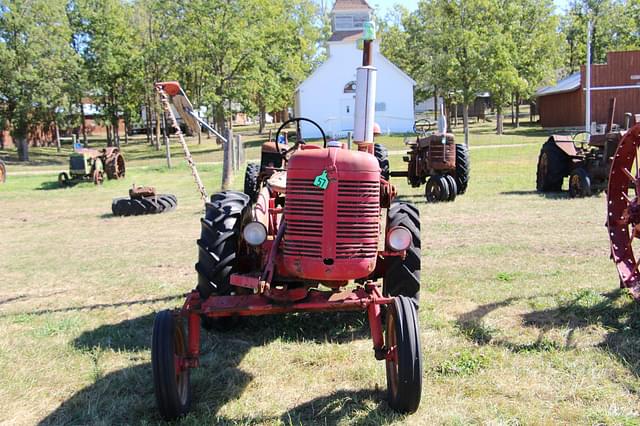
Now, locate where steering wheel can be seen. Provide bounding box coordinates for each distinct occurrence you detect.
[413,119,433,135]
[274,118,327,160]
[573,131,591,148]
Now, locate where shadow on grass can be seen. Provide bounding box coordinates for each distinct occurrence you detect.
[40,309,391,424]
[36,180,68,191]
[456,290,640,375]
[500,190,570,199]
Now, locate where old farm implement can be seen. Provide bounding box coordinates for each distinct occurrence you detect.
[152,22,422,420]
[390,113,470,202]
[607,124,640,301]
[58,147,125,187]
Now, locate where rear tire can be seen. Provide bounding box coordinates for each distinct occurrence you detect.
[0,159,6,183]
[195,191,249,299]
[385,296,422,413]
[152,310,191,420]
[105,152,126,179]
[569,168,591,198]
[384,202,420,306]
[374,143,390,181]
[243,162,260,201]
[425,175,449,202]
[454,144,470,194]
[536,140,568,192]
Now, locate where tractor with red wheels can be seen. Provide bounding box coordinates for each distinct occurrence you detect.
[152,23,423,420]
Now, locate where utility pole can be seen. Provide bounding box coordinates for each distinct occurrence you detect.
[585,20,592,134]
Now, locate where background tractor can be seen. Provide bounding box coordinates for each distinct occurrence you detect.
[0,159,5,183]
[536,100,635,197]
[390,117,470,202]
[152,23,423,420]
[58,147,125,187]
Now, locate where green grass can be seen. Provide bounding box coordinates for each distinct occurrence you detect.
[1,121,639,424]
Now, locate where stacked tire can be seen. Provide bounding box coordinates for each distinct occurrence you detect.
[111,194,177,216]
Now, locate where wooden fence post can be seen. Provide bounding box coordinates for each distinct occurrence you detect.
[222,128,233,189]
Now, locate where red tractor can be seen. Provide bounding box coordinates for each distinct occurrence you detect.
[152,26,422,420]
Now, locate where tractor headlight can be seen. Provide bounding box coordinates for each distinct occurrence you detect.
[243,222,267,246]
[387,226,412,251]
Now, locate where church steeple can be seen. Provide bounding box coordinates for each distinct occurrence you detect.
[330,0,373,34]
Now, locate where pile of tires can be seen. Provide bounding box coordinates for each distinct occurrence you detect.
[111,194,177,216]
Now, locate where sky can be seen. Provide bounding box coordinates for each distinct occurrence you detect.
[370,0,571,15]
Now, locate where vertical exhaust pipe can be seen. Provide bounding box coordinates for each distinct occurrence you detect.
[353,22,377,152]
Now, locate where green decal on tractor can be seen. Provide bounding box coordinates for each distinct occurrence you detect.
[313,170,329,189]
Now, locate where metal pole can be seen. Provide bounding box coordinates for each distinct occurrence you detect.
[585,20,592,134]
[347,131,353,150]
[222,128,233,190]
[234,134,241,169]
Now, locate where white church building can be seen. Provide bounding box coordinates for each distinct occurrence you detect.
[294,0,415,138]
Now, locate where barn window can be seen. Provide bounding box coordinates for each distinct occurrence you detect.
[344,81,356,93]
[375,102,386,112]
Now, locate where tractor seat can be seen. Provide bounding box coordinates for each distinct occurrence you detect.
[267,170,287,193]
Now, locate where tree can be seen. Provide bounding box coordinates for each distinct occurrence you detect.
[0,0,79,160]
[75,0,143,147]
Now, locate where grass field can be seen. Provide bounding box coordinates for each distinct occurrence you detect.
[1,121,639,425]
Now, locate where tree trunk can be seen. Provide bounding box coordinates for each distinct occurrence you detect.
[433,88,438,123]
[113,115,120,148]
[79,100,88,146]
[106,125,112,147]
[55,122,61,153]
[496,105,503,135]
[259,103,266,135]
[15,131,29,161]
[515,94,521,128]
[463,104,470,147]
[145,98,152,145]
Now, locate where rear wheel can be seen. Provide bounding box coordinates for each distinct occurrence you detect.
[384,202,420,306]
[454,144,470,194]
[444,175,457,201]
[105,152,126,179]
[196,191,249,299]
[374,143,390,180]
[385,296,422,413]
[0,159,6,183]
[152,310,191,420]
[243,162,260,201]
[536,140,568,192]
[569,168,591,198]
[425,175,449,202]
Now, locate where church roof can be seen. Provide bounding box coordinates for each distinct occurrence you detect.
[328,30,363,42]
[331,0,372,12]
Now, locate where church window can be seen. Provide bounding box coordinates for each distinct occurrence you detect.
[344,81,356,93]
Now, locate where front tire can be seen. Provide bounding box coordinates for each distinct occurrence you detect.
[385,296,423,413]
[569,168,591,198]
[444,175,457,201]
[425,175,449,202]
[152,310,191,420]
[384,202,421,306]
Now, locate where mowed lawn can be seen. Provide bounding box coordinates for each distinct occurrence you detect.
[1,122,639,425]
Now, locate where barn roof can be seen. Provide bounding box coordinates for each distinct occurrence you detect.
[536,72,581,97]
[331,0,372,12]
[328,30,363,42]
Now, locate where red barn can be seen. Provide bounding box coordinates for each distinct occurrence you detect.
[536,50,640,128]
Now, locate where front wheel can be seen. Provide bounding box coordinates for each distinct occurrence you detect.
[425,175,449,202]
[385,296,423,413]
[152,310,192,420]
[444,175,457,201]
[58,172,70,187]
[569,168,591,198]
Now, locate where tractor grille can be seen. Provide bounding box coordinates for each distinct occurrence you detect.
[336,180,379,259]
[283,178,324,257]
[283,178,379,259]
[70,155,86,172]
